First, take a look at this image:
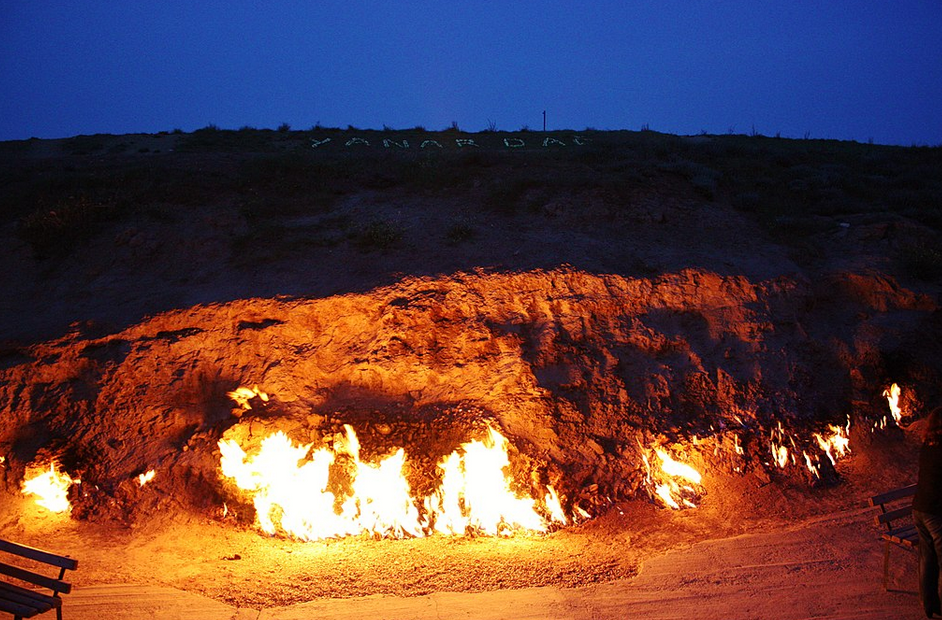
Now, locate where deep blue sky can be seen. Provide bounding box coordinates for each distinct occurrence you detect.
[1,1,940,145]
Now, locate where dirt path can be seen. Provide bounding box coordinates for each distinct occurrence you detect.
[59,507,920,619]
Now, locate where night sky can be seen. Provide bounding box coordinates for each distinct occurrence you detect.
[1,1,940,145]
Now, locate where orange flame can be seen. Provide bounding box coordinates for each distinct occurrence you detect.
[643,447,704,510]
[770,423,794,469]
[882,383,902,426]
[219,421,567,540]
[424,427,562,536]
[813,419,851,466]
[227,385,269,411]
[22,462,75,513]
[769,417,851,479]
[137,469,156,487]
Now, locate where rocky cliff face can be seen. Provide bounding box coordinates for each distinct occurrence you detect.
[1,266,935,525]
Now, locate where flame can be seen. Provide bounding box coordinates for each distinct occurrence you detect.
[137,469,156,487]
[227,385,269,410]
[882,383,902,425]
[657,449,702,484]
[733,434,744,455]
[643,448,704,510]
[770,423,794,469]
[424,427,560,536]
[803,451,820,478]
[813,419,851,466]
[22,462,74,513]
[768,417,852,479]
[219,424,566,540]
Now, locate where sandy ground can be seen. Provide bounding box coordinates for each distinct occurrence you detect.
[52,507,922,619]
[1,430,924,619]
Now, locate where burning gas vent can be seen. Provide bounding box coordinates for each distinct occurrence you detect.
[3,268,937,537]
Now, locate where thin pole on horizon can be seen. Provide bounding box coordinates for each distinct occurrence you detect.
[543,110,546,132]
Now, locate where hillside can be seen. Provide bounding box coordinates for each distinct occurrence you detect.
[1,128,941,607]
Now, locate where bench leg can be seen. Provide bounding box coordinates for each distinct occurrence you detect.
[883,540,890,591]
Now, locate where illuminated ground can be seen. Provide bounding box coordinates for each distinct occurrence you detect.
[0,429,917,610]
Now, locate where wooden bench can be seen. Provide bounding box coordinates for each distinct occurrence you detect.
[0,539,78,620]
[867,483,918,591]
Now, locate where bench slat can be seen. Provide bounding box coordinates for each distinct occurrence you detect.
[885,534,918,548]
[0,580,60,605]
[0,591,48,612]
[0,539,78,571]
[0,596,43,618]
[874,506,913,527]
[0,562,71,594]
[888,523,917,538]
[885,526,918,547]
[868,484,917,507]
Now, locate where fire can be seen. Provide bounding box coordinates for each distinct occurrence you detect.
[813,419,851,466]
[424,427,562,535]
[657,449,702,484]
[21,462,75,513]
[770,423,795,469]
[219,423,567,540]
[643,447,704,510]
[768,417,852,478]
[882,383,902,426]
[137,469,156,487]
[227,385,269,410]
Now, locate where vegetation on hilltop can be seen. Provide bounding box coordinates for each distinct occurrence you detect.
[1,127,940,277]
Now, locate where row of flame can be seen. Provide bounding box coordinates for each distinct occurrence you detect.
[15,384,906,539]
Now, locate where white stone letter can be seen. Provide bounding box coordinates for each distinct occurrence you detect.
[420,140,444,149]
[345,137,370,146]
[503,138,525,148]
[542,137,566,147]
[310,137,332,148]
[455,139,480,148]
[383,138,409,149]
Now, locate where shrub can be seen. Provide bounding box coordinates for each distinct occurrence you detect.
[18,196,122,258]
[445,216,476,244]
[354,220,403,250]
[902,241,942,281]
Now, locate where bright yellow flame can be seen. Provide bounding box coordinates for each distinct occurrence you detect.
[424,427,557,536]
[643,448,703,510]
[219,425,566,540]
[543,486,567,524]
[137,469,156,487]
[654,483,681,510]
[656,449,702,485]
[770,422,796,469]
[883,383,902,425]
[803,451,820,478]
[22,462,74,513]
[733,434,744,455]
[227,385,269,410]
[813,420,851,466]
